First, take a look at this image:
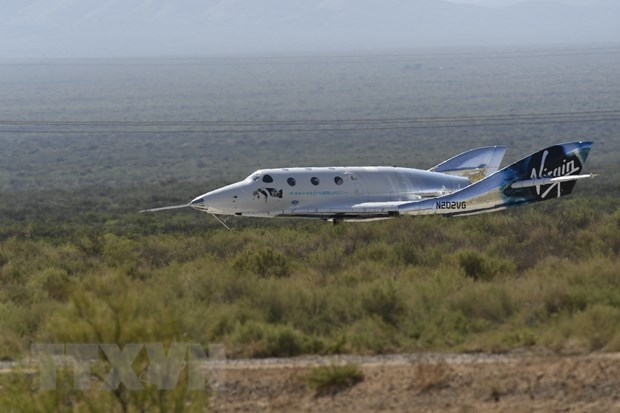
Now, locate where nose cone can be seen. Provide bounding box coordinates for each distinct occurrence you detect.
[191,193,222,213]
[190,196,206,209]
[190,182,243,214]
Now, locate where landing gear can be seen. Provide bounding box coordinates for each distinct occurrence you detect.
[210,213,232,231]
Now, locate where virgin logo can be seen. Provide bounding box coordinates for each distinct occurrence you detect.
[530,150,580,199]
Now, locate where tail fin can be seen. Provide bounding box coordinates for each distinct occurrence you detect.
[430,146,507,183]
[501,141,594,202]
[401,141,594,216]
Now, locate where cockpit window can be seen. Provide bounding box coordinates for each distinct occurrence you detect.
[262,174,273,183]
[287,177,296,186]
[247,173,260,182]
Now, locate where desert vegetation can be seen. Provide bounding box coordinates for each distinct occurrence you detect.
[0,200,618,362]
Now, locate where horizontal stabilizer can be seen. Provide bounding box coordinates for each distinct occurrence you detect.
[511,173,595,189]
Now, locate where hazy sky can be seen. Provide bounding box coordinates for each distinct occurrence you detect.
[446,0,526,5]
[0,0,618,58]
[446,0,614,5]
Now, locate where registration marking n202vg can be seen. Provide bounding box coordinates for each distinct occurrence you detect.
[436,201,466,210]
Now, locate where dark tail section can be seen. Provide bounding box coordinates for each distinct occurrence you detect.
[500,141,593,203]
[400,141,594,216]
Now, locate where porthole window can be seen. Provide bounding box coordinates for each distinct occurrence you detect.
[334,176,343,185]
[311,177,320,186]
[262,174,273,183]
[287,177,296,186]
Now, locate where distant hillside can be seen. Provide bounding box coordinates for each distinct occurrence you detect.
[0,0,618,57]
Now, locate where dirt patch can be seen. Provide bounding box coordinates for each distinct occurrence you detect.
[207,351,620,412]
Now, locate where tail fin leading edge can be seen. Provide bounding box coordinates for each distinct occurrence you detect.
[401,141,594,216]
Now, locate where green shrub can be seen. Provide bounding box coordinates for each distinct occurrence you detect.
[450,284,516,324]
[458,250,486,280]
[543,304,620,353]
[306,363,364,396]
[26,268,72,302]
[233,248,291,278]
[570,305,620,351]
[393,242,420,266]
[345,317,396,354]
[310,247,346,276]
[355,242,394,264]
[230,321,322,358]
[460,327,537,353]
[361,280,405,326]
[0,334,22,361]
[457,249,515,281]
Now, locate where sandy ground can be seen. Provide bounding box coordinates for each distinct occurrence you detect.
[206,350,620,413]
